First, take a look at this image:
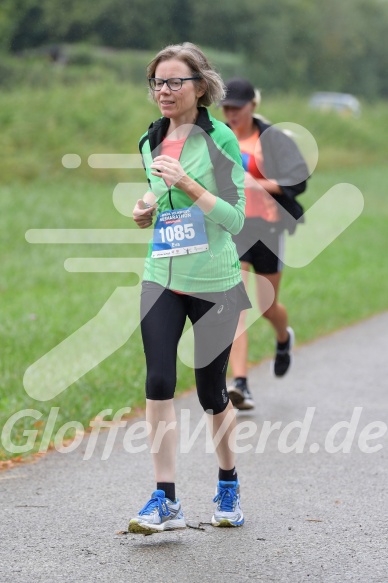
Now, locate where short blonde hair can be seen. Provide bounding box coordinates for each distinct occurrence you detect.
[147,42,225,107]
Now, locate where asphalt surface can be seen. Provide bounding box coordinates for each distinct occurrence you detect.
[1,313,388,583]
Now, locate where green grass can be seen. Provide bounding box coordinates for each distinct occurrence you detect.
[1,64,388,460]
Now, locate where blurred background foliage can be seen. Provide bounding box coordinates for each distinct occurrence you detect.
[1,0,388,98]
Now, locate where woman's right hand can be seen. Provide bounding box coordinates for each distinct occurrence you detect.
[132,199,157,229]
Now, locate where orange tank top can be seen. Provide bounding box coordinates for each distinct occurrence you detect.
[239,130,279,222]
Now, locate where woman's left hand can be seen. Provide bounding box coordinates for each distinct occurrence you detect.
[151,155,214,212]
[151,155,187,188]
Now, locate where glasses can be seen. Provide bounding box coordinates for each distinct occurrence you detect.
[148,77,201,91]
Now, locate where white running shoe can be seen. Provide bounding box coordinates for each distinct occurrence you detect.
[211,480,244,527]
[128,490,186,534]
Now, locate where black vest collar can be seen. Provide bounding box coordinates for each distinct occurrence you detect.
[147,107,214,155]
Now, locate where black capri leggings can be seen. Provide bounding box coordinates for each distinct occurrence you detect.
[140,281,251,415]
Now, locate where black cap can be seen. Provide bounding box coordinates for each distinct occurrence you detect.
[220,78,256,107]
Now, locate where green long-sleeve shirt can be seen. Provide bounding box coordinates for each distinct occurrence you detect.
[139,107,246,292]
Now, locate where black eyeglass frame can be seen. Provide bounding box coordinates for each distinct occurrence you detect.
[148,76,202,91]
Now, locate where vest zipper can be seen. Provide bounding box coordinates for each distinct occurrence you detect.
[166,187,173,289]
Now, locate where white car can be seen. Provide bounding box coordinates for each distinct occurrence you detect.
[309,92,361,117]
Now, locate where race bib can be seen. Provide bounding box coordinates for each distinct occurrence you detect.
[152,206,209,258]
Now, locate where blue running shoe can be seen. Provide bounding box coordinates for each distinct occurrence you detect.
[128,490,186,534]
[211,480,244,527]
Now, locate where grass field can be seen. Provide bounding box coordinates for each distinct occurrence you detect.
[1,56,388,461]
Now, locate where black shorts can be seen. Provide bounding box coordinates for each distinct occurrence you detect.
[233,218,285,274]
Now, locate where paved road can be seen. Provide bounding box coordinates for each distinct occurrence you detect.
[1,313,388,583]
